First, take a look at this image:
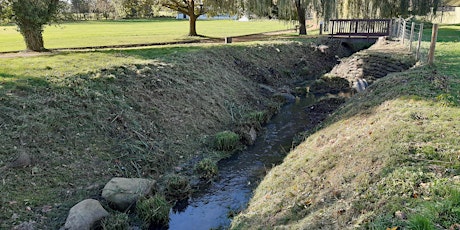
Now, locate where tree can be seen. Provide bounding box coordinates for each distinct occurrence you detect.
[0,0,61,51]
[339,0,441,18]
[159,0,240,36]
[276,0,307,34]
[71,0,91,19]
[120,0,155,18]
[258,0,334,35]
[91,0,116,19]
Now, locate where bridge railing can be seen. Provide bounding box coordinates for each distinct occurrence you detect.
[329,19,391,38]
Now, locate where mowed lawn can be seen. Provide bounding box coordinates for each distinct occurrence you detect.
[0,19,293,52]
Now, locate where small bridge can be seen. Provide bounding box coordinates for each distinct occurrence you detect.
[328,19,391,41]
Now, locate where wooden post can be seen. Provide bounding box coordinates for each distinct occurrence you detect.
[428,24,439,65]
[225,37,232,44]
[396,18,401,40]
[416,23,424,60]
[331,20,335,38]
[401,20,407,44]
[319,21,323,35]
[409,22,415,51]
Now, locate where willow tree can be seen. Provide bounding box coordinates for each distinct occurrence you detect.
[159,0,241,36]
[339,0,441,18]
[267,0,335,35]
[0,0,61,51]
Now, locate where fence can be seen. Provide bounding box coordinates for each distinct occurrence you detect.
[390,18,439,64]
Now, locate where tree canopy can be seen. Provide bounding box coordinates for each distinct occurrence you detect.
[338,0,441,18]
[1,0,62,51]
[159,0,242,36]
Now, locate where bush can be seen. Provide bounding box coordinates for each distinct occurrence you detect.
[214,131,240,151]
[195,158,218,180]
[101,212,129,230]
[136,194,171,226]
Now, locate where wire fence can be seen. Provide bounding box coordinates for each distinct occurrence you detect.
[389,18,436,64]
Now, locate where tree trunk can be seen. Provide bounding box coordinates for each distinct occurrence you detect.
[20,27,46,52]
[295,0,307,35]
[188,14,198,36]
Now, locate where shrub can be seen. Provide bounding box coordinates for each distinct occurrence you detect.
[136,194,171,226]
[101,212,129,230]
[195,158,218,180]
[214,131,240,151]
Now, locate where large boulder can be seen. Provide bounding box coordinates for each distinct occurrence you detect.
[63,199,109,230]
[102,177,155,211]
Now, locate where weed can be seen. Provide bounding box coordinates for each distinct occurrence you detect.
[136,194,171,226]
[309,74,350,94]
[436,93,458,107]
[407,215,435,230]
[244,111,268,126]
[214,131,240,151]
[101,212,129,230]
[195,158,218,180]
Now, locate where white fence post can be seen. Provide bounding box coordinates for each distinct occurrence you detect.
[409,22,415,51]
[416,23,424,60]
[401,20,407,44]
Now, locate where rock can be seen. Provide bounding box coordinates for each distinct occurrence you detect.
[8,152,32,168]
[102,177,155,211]
[353,79,368,92]
[394,210,407,220]
[259,84,276,93]
[13,221,36,230]
[63,199,109,230]
[248,127,257,144]
[273,92,296,103]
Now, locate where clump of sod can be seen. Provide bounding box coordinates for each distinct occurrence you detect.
[195,158,218,180]
[164,173,191,200]
[214,131,240,151]
[101,212,130,230]
[136,194,171,226]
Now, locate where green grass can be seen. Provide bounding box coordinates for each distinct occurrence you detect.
[0,19,293,52]
[231,25,460,229]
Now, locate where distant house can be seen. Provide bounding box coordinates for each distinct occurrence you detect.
[430,0,460,24]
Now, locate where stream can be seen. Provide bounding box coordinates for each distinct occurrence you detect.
[167,94,319,230]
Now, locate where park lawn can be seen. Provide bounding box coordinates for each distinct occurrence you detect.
[0,19,293,52]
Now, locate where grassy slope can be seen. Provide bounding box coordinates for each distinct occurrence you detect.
[0,39,347,228]
[232,25,460,229]
[0,19,293,52]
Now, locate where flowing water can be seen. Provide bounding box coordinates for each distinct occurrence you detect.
[168,95,319,230]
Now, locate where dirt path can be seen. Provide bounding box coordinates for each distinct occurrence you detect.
[0,30,297,58]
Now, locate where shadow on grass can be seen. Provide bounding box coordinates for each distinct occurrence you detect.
[102,45,205,60]
[0,72,51,91]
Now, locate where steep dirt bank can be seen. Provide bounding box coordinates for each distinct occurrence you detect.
[0,40,351,228]
[231,41,460,229]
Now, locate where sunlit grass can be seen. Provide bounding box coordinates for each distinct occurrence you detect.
[0,19,293,52]
[231,24,460,230]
